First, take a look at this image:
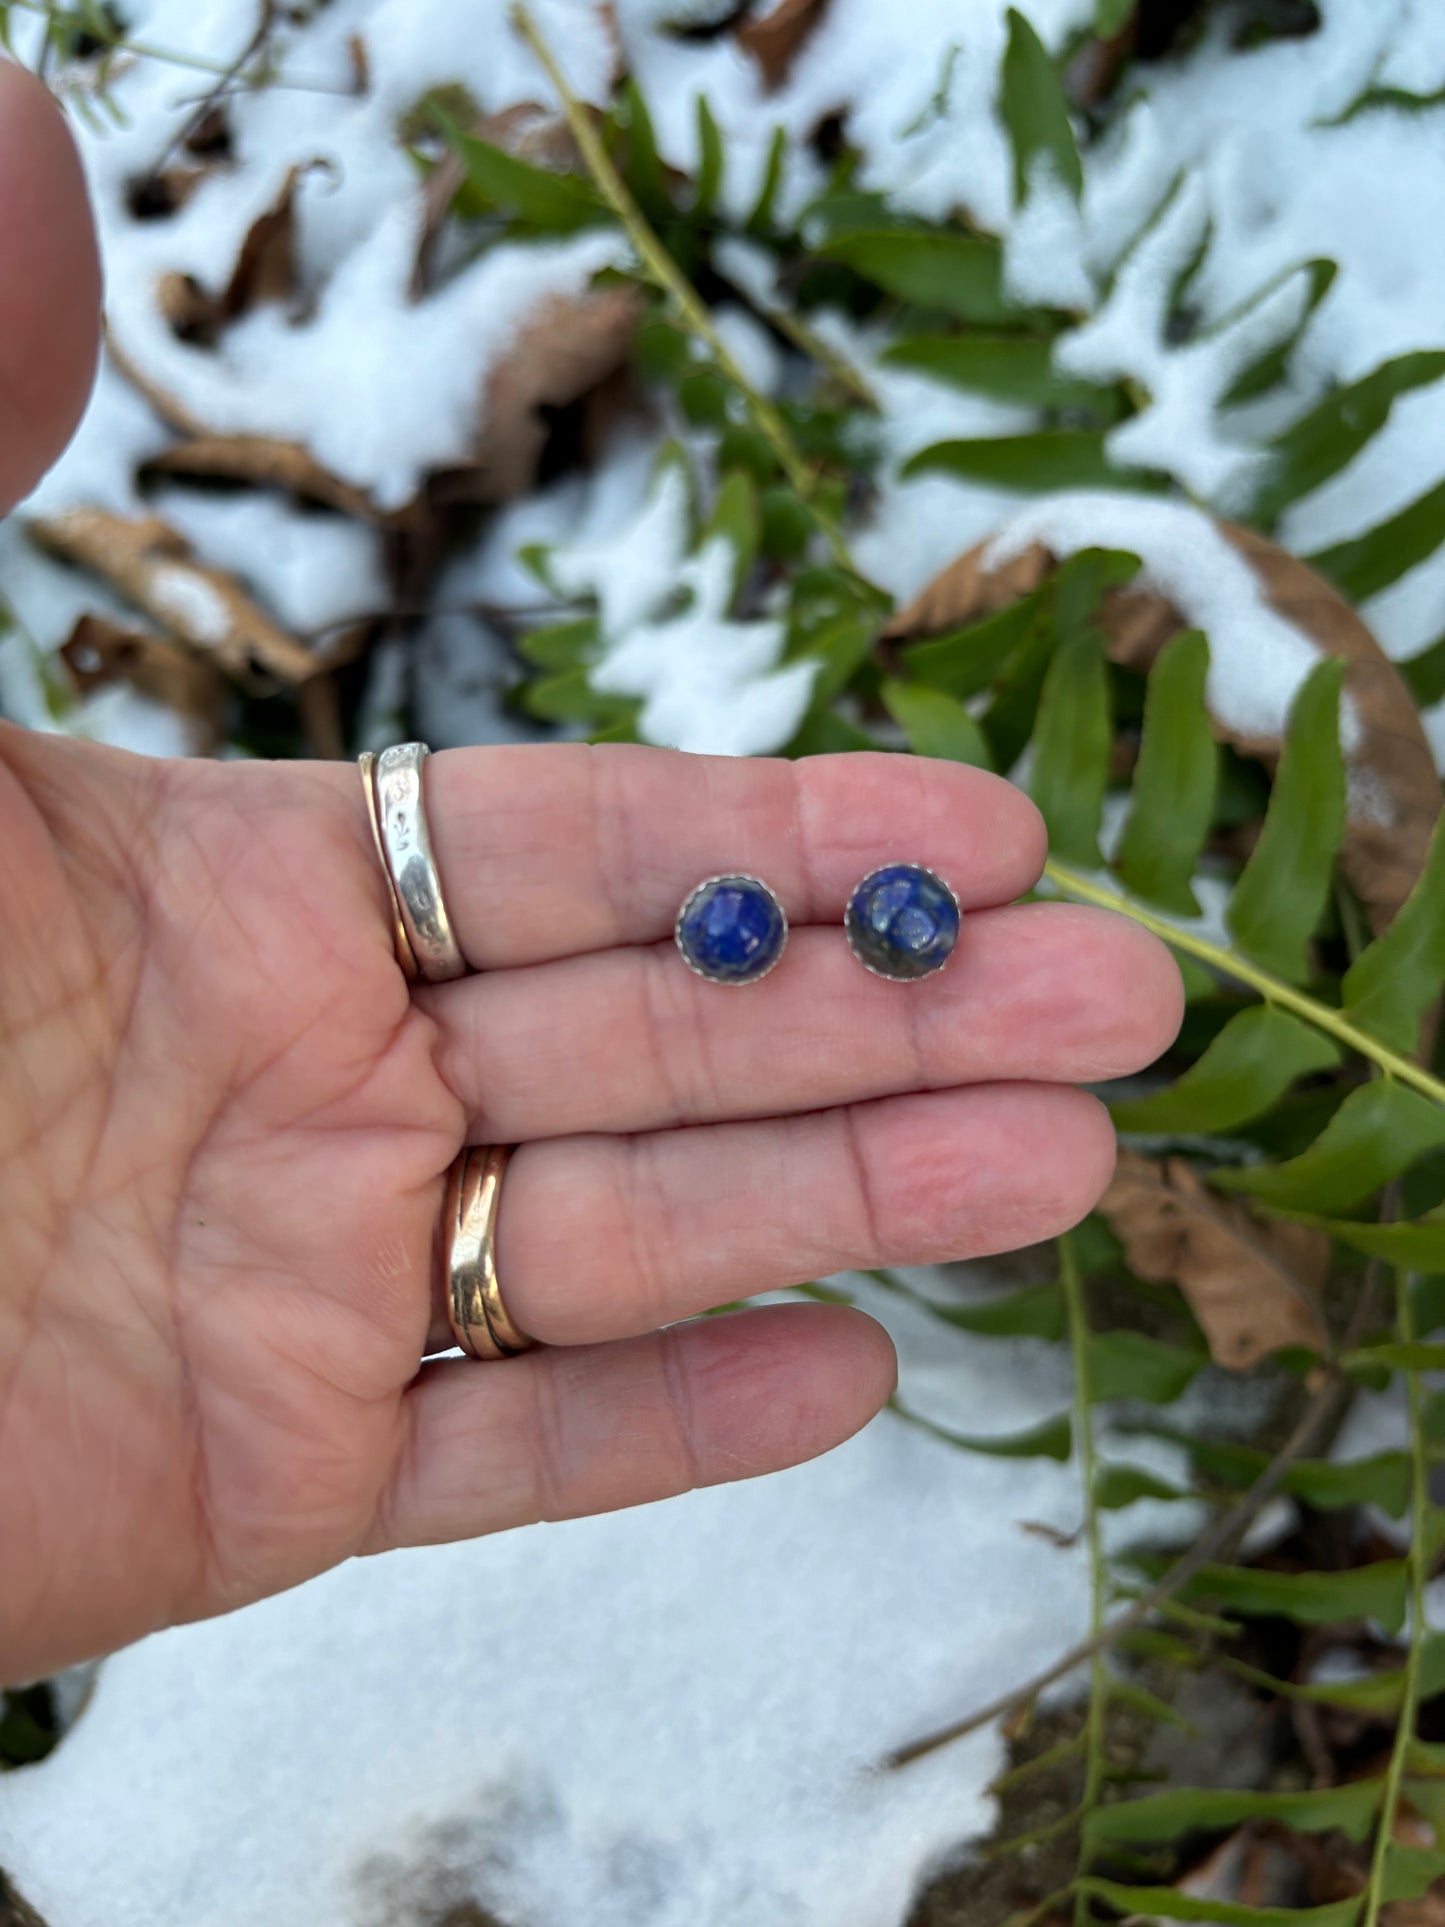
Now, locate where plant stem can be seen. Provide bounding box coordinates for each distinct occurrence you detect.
[1044,859,1445,1109]
[9,0,343,91]
[1361,1266,1431,1927]
[1061,1233,1107,1927]
[885,1354,1354,1770]
[510,1,856,570]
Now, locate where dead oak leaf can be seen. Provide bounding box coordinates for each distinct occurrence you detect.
[61,612,224,747]
[1100,1150,1328,1371]
[30,510,318,687]
[737,0,830,89]
[474,283,642,502]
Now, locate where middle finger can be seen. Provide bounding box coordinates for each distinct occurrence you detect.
[423,901,1183,1142]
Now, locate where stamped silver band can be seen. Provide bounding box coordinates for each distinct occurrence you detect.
[374,742,467,983]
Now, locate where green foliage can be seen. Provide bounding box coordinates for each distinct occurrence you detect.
[433,105,611,232]
[1114,629,1218,915]
[1083,1778,1383,1847]
[1342,813,1445,1053]
[1253,352,1445,523]
[1079,1881,1361,1927]
[1225,657,1346,982]
[1183,1560,1409,1633]
[1308,477,1445,602]
[903,427,1147,491]
[1218,1080,1445,1212]
[1112,1007,1341,1135]
[880,681,992,769]
[1000,8,1083,204]
[1030,600,1110,864]
[879,334,1121,414]
[813,228,1010,322]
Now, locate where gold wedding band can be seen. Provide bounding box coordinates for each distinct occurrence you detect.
[444,1145,536,1360]
[360,742,468,984]
[358,751,420,982]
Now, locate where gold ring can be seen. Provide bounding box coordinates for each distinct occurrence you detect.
[359,751,420,982]
[444,1145,535,1360]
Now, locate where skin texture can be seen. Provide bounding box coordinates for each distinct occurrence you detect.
[0,65,1185,1684]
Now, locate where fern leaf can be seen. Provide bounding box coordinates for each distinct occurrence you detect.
[1217,1080,1445,1213]
[1225,656,1346,982]
[1114,628,1218,915]
[1113,1006,1341,1135]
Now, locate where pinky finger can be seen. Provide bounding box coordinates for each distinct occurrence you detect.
[363,1304,897,1551]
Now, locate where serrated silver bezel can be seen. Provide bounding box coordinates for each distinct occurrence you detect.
[674,873,789,986]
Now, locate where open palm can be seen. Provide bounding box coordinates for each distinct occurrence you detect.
[0,64,1183,1684]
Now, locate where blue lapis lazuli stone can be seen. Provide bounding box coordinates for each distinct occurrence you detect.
[845,864,960,981]
[676,875,787,985]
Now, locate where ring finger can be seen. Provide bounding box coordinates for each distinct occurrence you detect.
[433,1080,1115,1349]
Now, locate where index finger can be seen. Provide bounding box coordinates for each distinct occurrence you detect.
[425,743,1047,970]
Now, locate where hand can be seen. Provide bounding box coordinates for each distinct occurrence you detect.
[0,63,1183,1684]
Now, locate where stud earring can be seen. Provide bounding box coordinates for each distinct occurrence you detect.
[675,874,789,985]
[844,863,960,982]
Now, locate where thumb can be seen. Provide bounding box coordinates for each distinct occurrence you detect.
[0,58,102,516]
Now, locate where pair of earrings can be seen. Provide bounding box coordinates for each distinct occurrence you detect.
[675,863,960,987]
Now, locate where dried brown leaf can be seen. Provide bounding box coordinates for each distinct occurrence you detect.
[222,162,306,320]
[1223,526,1441,934]
[156,271,219,347]
[145,437,378,521]
[104,331,381,522]
[882,541,1052,639]
[30,511,318,686]
[1100,1149,1329,1370]
[737,0,830,89]
[474,283,642,501]
[60,613,225,744]
[127,166,207,220]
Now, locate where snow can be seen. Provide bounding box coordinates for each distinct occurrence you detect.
[986,493,1362,752]
[552,461,819,756]
[0,1270,1209,1927]
[152,487,385,637]
[147,565,233,646]
[1003,158,1093,314]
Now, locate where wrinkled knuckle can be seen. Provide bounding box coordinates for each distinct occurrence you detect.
[636,949,717,1125]
[657,1326,707,1494]
[524,1363,572,1522]
[625,1141,688,1332]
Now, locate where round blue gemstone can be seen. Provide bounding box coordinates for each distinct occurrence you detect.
[845,863,960,982]
[676,875,788,985]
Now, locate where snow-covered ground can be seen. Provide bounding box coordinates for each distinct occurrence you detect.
[0,1,1439,1921]
[0,1272,1200,1927]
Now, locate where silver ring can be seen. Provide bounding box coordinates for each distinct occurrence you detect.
[373,743,467,983]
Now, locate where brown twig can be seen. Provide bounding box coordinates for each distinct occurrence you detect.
[884,1263,1386,1774]
[151,0,278,174]
[886,1383,1345,1769]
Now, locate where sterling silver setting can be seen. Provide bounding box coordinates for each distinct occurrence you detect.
[371,742,467,983]
[674,873,789,986]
